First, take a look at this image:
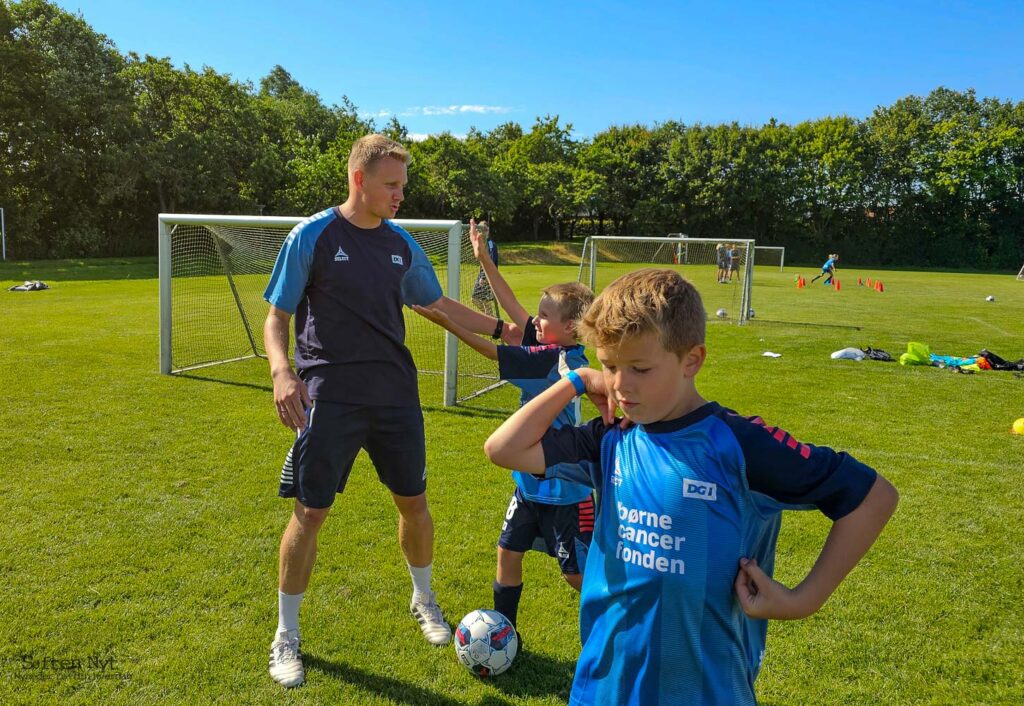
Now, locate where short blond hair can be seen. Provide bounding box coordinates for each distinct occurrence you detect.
[348,134,412,173]
[541,282,594,330]
[579,268,705,356]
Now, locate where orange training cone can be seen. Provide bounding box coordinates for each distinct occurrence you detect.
[858,277,863,286]
[835,279,841,291]
[877,280,884,292]
[867,277,873,287]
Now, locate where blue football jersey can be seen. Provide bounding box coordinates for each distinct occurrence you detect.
[541,402,878,705]
[495,318,591,505]
[263,208,442,406]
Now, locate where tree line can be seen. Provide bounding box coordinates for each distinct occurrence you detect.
[2,0,1022,268]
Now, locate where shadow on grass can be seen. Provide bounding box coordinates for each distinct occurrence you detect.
[304,648,575,703]
[177,371,272,393]
[303,654,514,705]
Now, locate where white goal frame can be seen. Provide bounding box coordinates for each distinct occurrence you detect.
[159,214,471,406]
[1017,263,1024,280]
[755,245,785,271]
[579,235,755,324]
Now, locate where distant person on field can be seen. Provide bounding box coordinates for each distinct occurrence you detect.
[471,220,500,316]
[716,243,728,283]
[485,268,899,705]
[262,134,520,688]
[415,218,596,640]
[728,243,741,282]
[811,253,839,285]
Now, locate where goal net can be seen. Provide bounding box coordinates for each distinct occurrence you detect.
[578,235,755,323]
[158,214,500,406]
[754,246,785,271]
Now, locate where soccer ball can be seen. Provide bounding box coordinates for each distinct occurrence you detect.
[716,308,728,319]
[985,295,996,302]
[454,609,518,677]
[747,308,755,318]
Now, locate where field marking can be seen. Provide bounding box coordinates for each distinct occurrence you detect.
[967,316,1012,337]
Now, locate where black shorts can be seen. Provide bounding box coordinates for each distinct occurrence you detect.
[497,487,595,575]
[278,401,426,508]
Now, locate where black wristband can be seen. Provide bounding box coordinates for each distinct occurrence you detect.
[492,318,504,340]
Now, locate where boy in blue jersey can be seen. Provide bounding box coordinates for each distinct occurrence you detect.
[484,268,898,705]
[811,252,839,284]
[262,135,518,688]
[414,220,595,637]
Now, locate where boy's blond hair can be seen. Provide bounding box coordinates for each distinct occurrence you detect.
[579,268,705,356]
[348,134,412,173]
[541,282,594,331]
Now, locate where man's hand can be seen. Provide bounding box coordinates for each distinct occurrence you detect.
[272,368,312,431]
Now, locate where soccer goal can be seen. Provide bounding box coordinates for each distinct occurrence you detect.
[578,235,755,324]
[158,214,500,407]
[1017,263,1024,280]
[755,246,785,271]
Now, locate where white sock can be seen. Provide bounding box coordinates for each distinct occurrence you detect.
[408,563,433,601]
[277,590,304,636]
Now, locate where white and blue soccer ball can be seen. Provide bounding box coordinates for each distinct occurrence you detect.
[454,609,518,677]
[716,308,728,319]
[747,308,755,318]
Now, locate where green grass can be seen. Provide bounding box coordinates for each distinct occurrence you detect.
[1,257,1022,705]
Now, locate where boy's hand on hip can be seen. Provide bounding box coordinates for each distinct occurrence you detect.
[734,558,809,620]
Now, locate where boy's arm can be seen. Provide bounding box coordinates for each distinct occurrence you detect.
[412,305,498,360]
[735,474,898,620]
[469,223,530,329]
[485,368,614,473]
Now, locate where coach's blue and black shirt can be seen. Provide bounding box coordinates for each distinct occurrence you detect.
[496,318,591,505]
[264,207,443,406]
[540,402,878,705]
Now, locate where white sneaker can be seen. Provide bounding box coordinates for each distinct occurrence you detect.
[268,629,304,688]
[410,591,452,646]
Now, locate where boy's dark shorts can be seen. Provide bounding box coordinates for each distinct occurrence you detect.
[497,487,594,575]
[278,401,426,508]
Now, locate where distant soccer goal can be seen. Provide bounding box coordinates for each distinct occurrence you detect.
[578,235,755,324]
[1017,263,1024,280]
[755,246,785,271]
[158,214,500,406]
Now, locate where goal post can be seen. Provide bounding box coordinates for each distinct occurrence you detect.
[1017,263,1024,280]
[158,213,499,406]
[755,245,785,271]
[579,235,755,324]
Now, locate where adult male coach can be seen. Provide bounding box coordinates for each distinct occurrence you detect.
[262,134,508,687]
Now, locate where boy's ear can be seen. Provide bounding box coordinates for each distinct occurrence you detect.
[681,344,707,379]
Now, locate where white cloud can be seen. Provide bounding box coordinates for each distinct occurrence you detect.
[399,105,513,117]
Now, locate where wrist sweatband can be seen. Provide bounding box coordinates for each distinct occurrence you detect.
[565,370,586,397]
[492,318,504,340]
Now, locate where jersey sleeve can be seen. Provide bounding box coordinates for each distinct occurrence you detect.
[729,414,877,520]
[389,222,444,307]
[263,212,333,314]
[540,416,611,488]
[497,344,561,381]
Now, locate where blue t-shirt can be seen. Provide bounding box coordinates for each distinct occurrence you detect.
[540,402,878,706]
[495,317,591,505]
[822,257,836,271]
[263,207,443,406]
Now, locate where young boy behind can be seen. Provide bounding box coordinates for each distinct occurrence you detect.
[485,268,898,705]
[414,220,596,636]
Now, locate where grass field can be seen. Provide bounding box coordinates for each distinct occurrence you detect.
[1,255,1022,705]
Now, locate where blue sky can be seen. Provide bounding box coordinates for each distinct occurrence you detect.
[57,0,1024,139]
